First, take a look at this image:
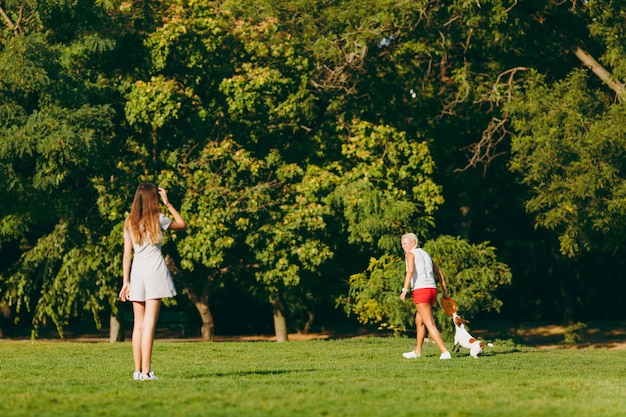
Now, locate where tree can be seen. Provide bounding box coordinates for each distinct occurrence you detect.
[103,1,333,341]
[176,138,335,341]
[506,70,626,320]
[330,119,443,251]
[0,0,122,336]
[508,71,626,257]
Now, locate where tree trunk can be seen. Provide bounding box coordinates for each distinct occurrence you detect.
[165,255,215,341]
[302,310,314,334]
[272,294,289,342]
[560,276,576,324]
[198,279,215,341]
[109,298,125,342]
[109,313,124,343]
[0,303,12,337]
[555,253,576,323]
[182,275,215,341]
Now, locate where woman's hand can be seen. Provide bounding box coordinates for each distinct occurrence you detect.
[158,187,170,206]
[119,283,130,302]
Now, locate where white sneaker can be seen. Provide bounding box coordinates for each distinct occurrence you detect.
[439,351,452,360]
[139,371,159,381]
[133,371,140,380]
[402,351,421,359]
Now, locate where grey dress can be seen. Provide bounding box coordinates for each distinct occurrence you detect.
[127,214,177,301]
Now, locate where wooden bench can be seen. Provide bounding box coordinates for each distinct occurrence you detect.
[123,311,190,336]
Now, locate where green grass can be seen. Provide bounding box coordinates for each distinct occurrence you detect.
[1,337,625,417]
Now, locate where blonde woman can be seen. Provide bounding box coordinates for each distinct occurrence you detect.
[119,183,187,380]
[400,233,451,359]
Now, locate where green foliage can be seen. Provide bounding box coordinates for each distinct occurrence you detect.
[508,70,626,257]
[0,0,124,336]
[331,119,443,252]
[125,76,184,129]
[18,0,626,337]
[586,0,626,81]
[338,254,413,332]
[424,235,512,313]
[1,0,522,337]
[218,13,316,158]
[563,321,588,344]
[178,136,335,301]
[423,235,512,334]
[0,34,51,94]
[1,221,115,337]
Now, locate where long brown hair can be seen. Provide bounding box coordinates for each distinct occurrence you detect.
[125,183,162,245]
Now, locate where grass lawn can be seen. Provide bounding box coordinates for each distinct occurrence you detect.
[1,336,625,417]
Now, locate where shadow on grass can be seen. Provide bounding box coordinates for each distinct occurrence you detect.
[4,320,626,350]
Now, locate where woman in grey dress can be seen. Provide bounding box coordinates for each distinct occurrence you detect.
[119,183,187,381]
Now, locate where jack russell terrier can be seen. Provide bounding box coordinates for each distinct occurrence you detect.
[452,312,493,358]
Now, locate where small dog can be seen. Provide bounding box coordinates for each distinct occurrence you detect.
[452,312,492,358]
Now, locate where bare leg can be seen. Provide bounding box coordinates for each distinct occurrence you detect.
[132,301,145,373]
[415,302,448,354]
[414,311,426,355]
[141,299,161,374]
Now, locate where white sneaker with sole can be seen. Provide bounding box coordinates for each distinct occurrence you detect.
[402,351,421,359]
[439,351,452,360]
[139,371,159,381]
[133,371,140,380]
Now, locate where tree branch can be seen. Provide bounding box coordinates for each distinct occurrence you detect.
[572,46,626,101]
[456,67,529,173]
[456,116,510,174]
[0,5,24,36]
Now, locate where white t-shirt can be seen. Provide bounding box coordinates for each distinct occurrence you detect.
[407,248,437,290]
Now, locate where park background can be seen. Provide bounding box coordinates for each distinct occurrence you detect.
[1,0,626,343]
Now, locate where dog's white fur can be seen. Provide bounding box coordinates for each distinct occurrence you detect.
[452,312,489,358]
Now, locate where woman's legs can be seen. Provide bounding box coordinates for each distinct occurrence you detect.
[132,301,145,373]
[415,302,449,354]
[141,299,161,373]
[132,299,162,375]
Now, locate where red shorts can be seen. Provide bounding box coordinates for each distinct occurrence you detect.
[412,288,437,305]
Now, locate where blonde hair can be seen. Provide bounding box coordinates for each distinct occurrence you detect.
[125,183,162,245]
[401,233,419,249]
